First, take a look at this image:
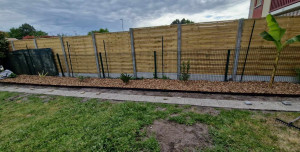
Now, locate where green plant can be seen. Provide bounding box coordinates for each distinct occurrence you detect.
[180,61,190,81]
[8,73,17,78]
[38,71,48,78]
[120,73,132,84]
[0,32,8,60]
[77,75,88,82]
[260,14,300,87]
[296,68,300,83]
[162,75,170,80]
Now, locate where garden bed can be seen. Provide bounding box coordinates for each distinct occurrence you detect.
[1,75,300,95]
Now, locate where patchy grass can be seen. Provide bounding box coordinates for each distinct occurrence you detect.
[0,91,299,151]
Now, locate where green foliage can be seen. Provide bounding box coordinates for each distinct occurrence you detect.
[38,71,48,78]
[0,32,8,59]
[8,73,17,78]
[8,23,48,39]
[171,18,194,25]
[34,30,48,37]
[120,73,132,84]
[77,75,88,82]
[260,14,300,86]
[87,28,109,35]
[162,75,170,79]
[296,68,300,83]
[180,61,190,81]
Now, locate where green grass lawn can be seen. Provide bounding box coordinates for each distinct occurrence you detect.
[0,91,299,152]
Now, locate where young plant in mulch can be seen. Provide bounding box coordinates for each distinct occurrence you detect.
[162,75,170,80]
[8,73,17,78]
[260,14,300,87]
[38,71,48,78]
[120,73,132,84]
[77,75,88,82]
[180,61,190,81]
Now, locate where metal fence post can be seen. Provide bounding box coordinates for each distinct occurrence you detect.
[154,51,157,79]
[232,19,244,81]
[11,41,15,51]
[99,52,105,78]
[33,38,38,49]
[177,24,182,80]
[224,50,231,82]
[91,33,101,78]
[56,53,65,77]
[130,28,137,78]
[59,36,70,77]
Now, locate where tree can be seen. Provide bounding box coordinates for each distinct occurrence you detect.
[260,14,300,87]
[0,32,9,66]
[171,18,194,25]
[34,30,48,37]
[87,28,109,35]
[8,23,48,39]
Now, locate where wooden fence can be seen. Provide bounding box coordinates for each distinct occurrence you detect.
[8,16,300,81]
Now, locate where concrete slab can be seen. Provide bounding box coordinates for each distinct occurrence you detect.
[0,86,299,112]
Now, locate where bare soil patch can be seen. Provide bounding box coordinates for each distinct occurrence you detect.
[146,120,212,152]
[1,75,300,95]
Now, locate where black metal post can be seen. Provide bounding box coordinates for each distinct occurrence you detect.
[224,50,231,82]
[240,20,256,82]
[103,40,110,77]
[66,41,74,77]
[154,51,157,79]
[162,36,164,76]
[99,52,105,78]
[56,53,65,77]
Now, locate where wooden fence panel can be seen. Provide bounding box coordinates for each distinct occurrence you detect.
[133,25,178,74]
[13,39,35,50]
[181,20,238,75]
[6,16,300,78]
[62,36,97,73]
[95,32,133,74]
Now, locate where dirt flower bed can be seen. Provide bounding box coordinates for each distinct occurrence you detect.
[1,75,300,95]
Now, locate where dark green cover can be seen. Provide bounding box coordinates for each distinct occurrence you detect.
[8,48,58,76]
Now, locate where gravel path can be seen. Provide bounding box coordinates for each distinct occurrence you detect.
[1,75,300,95]
[1,83,300,102]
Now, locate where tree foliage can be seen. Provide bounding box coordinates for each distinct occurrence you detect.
[87,28,109,35]
[260,14,300,86]
[8,23,48,39]
[0,32,8,59]
[171,18,194,25]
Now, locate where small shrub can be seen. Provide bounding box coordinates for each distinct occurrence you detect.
[38,71,48,78]
[296,68,300,83]
[120,73,132,84]
[77,75,88,82]
[162,75,170,79]
[8,73,17,78]
[180,61,190,81]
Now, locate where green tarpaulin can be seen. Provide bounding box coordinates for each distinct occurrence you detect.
[8,48,58,76]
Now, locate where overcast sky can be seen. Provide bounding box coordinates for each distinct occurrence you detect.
[0,0,250,36]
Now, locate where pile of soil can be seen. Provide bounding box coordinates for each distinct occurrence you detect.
[1,75,300,95]
[146,120,212,151]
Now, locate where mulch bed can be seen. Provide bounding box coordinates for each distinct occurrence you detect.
[1,75,300,95]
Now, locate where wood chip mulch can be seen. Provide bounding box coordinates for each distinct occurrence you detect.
[1,75,300,95]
